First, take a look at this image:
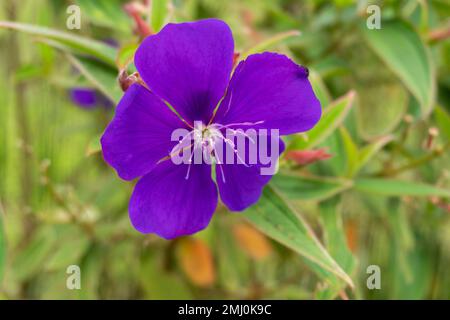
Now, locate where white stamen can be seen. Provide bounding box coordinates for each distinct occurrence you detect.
[172,121,261,179]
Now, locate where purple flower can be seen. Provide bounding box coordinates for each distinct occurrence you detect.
[70,87,114,110]
[101,19,321,239]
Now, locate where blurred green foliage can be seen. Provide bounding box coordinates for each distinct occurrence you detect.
[0,0,449,299]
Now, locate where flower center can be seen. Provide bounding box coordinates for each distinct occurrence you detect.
[193,122,223,151]
[169,120,265,181]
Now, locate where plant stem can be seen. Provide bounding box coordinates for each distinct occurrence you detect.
[6,1,33,208]
[377,142,450,177]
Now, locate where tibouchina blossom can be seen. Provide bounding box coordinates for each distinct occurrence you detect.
[101,19,321,239]
[70,87,113,110]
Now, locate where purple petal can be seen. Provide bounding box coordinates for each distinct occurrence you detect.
[101,84,186,181]
[214,52,321,135]
[135,19,234,124]
[129,160,218,239]
[103,38,119,48]
[216,134,285,211]
[70,87,98,109]
[98,94,114,109]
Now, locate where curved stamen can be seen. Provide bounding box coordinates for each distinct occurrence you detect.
[227,128,256,144]
[170,130,195,156]
[166,121,260,180]
[215,135,250,167]
[217,163,226,183]
[185,145,198,180]
[213,120,264,130]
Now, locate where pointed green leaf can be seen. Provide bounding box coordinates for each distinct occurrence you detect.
[116,42,139,71]
[77,245,103,299]
[151,0,168,33]
[340,127,359,177]
[289,91,356,150]
[45,233,89,271]
[216,226,249,292]
[76,0,131,33]
[271,172,352,201]
[85,133,102,157]
[0,212,5,282]
[310,69,332,107]
[245,184,354,288]
[312,198,356,299]
[362,20,435,116]
[140,253,193,299]
[354,178,450,197]
[0,21,117,67]
[356,135,394,173]
[341,130,394,177]
[66,54,122,103]
[356,79,408,140]
[434,106,450,140]
[12,226,57,282]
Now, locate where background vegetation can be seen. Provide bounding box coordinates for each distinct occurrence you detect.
[0,0,449,299]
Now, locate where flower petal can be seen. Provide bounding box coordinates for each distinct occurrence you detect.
[70,87,98,109]
[129,161,218,239]
[216,134,285,211]
[215,52,321,135]
[135,19,234,124]
[101,84,185,180]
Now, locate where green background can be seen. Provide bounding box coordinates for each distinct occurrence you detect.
[0,0,449,299]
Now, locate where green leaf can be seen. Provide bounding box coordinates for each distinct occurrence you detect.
[76,0,131,33]
[312,198,356,299]
[151,0,168,33]
[0,21,117,67]
[78,245,103,299]
[14,63,46,82]
[356,135,394,173]
[320,201,356,274]
[340,127,359,177]
[362,20,435,116]
[354,178,450,198]
[85,133,102,157]
[434,106,450,140]
[310,69,332,107]
[140,252,193,299]
[386,202,431,300]
[0,212,5,282]
[12,226,57,282]
[289,91,356,150]
[356,79,408,140]
[45,231,89,271]
[271,172,352,201]
[66,54,122,103]
[116,42,139,71]
[215,225,249,292]
[390,246,433,299]
[240,30,301,60]
[245,185,354,288]
[388,201,414,253]
[341,129,394,177]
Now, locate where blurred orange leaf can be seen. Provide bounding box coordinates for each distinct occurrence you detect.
[344,220,358,253]
[176,238,215,287]
[233,223,272,260]
[285,148,332,166]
